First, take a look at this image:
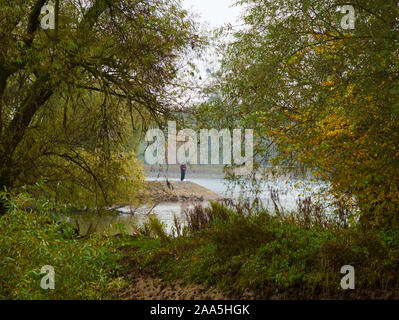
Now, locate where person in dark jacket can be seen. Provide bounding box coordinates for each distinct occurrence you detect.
[180,163,187,181]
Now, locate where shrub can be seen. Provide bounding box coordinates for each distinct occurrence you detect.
[123,202,399,299]
[0,192,123,300]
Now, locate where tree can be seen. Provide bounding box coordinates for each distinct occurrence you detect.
[0,0,201,214]
[204,0,399,228]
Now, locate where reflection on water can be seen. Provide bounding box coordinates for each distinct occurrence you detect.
[64,202,201,236]
[65,177,331,236]
[148,177,331,213]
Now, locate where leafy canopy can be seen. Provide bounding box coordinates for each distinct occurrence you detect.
[200,0,399,228]
[0,0,202,210]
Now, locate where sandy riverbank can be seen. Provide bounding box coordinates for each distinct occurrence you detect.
[140,180,227,203]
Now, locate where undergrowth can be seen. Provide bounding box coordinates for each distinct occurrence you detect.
[0,192,125,300]
[122,201,399,299]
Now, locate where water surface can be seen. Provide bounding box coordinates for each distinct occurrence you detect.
[66,177,332,236]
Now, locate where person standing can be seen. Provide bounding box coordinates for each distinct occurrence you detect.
[180,163,187,181]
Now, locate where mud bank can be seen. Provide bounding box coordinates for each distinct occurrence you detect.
[140,180,227,203]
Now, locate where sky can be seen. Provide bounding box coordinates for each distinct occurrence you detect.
[182,0,242,29]
[178,0,245,102]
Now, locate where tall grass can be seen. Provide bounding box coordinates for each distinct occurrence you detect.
[124,200,399,299]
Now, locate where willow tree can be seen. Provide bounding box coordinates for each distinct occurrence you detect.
[201,0,399,228]
[0,0,201,214]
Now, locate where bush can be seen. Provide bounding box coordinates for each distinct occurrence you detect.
[0,192,123,300]
[123,202,399,299]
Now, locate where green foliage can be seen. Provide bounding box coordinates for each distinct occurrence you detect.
[123,203,399,298]
[0,0,203,212]
[147,215,170,242]
[0,192,124,300]
[197,0,399,229]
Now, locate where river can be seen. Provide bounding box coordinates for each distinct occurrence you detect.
[65,176,332,236]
